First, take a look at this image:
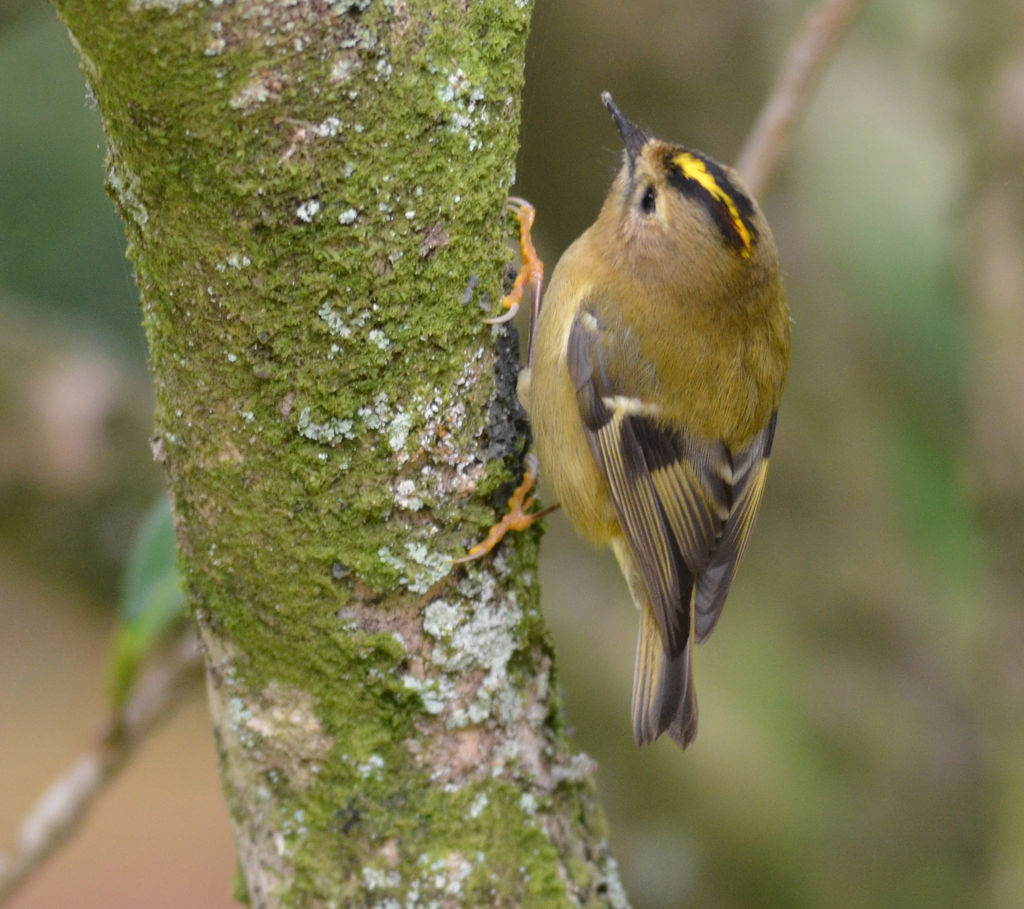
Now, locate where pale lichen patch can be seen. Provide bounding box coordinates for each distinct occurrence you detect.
[357,390,388,429]
[519,791,537,818]
[331,50,361,83]
[437,67,491,153]
[229,71,284,111]
[106,158,149,229]
[317,300,353,338]
[415,850,476,899]
[393,478,423,511]
[401,674,447,714]
[297,407,356,443]
[129,0,199,10]
[367,327,390,350]
[387,410,411,451]
[205,19,226,56]
[361,865,401,892]
[243,681,336,788]
[468,791,489,819]
[356,754,385,780]
[316,116,342,137]
[377,541,450,595]
[296,198,321,223]
[411,570,526,738]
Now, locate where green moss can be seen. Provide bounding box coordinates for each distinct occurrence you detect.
[279,768,574,906]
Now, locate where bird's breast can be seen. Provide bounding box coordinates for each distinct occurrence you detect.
[520,268,619,546]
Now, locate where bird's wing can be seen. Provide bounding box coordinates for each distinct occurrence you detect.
[692,413,776,641]
[567,302,776,654]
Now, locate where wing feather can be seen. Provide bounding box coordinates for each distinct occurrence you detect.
[596,408,690,655]
[693,413,777,640]
[568,303,777,656]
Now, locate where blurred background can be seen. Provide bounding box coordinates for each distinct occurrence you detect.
[2,0,1022,906]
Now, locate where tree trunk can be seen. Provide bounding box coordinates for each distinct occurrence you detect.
[51,0,623,904]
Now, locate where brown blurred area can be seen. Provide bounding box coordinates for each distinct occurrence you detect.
[0,303,237,906]
[3,0,1022,906]
[1,568,236,908]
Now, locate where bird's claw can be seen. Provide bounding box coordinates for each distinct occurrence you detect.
[484,197,544,328]
[454,455,559,564]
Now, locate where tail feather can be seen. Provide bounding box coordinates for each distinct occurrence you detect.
[613,537,698,748]
[631,600,698,748]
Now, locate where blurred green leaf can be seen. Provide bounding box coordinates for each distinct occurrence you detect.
[107,495,186,710]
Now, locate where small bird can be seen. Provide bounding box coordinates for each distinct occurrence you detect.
[473,93,790,749]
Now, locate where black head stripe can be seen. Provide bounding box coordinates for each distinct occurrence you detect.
[664,149,758,256]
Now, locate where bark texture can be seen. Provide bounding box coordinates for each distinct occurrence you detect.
[51,0,624,904]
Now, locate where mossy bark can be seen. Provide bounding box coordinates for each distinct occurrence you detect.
[51,0,625,904]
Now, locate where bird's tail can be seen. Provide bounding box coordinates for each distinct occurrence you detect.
[611,538,698,748]
[631,598,697,747]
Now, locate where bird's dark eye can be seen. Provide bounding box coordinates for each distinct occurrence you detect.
[640,186,657,215]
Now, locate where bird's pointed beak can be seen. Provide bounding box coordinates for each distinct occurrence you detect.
[602,92,647,167]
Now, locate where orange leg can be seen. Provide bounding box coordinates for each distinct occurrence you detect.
[456,201,554,564]
[485,198,545,336]
[454,455,559,563]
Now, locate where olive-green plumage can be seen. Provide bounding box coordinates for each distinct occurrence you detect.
[518,94,790,748]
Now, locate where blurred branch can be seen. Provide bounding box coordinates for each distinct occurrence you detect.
[0,634,202,906]
[737,0,868,196]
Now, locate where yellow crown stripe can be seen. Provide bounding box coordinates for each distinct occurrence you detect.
[672,152,752,256]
